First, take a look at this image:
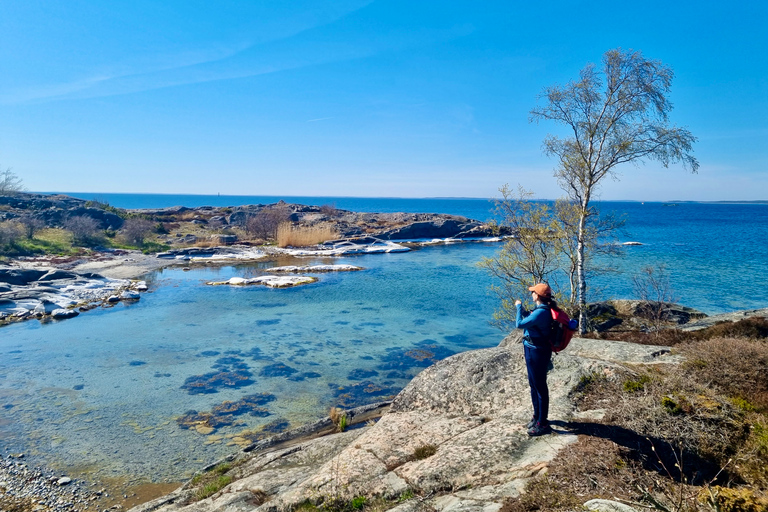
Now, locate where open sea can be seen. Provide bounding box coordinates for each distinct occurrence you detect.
[2,194,767,485]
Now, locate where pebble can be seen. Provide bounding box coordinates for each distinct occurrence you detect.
[1,452,104,512]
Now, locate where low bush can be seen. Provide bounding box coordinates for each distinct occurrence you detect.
[0,220,22,250]
[319,203,339,217]
[412,444,437,460]
[120,218,154,246]
[18,215,45,239]
[276,223,338,248]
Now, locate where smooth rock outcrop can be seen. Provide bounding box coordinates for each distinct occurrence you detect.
[132,337,678,512]
[680,307,768,331]
[0,265,147,326]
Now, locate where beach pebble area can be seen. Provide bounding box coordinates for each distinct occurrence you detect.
[1,452,111,512]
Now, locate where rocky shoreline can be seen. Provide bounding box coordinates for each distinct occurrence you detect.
[3,306,767,512]
[1,451,111,512]
[1,193,506,328]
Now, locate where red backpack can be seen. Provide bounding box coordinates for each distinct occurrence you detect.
[549,306,577,353]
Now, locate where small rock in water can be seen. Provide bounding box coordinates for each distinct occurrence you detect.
[120,290,140,300]
[57,477,72,486]
[107,295,120,303]
[51,308,79,319]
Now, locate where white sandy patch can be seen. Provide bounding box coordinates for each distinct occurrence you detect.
[276,239,410,256]
[407,236,508,245]
[167,248,268,262]
[206,275,317,288]
[268,264,363,273]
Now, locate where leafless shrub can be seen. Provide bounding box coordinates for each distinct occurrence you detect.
[0,220,22,247]
[18,215,45,239]
[120,218,154,246]
[319,203,339,217]
[680,337,768,411]
[633,264,678,336]
[245,207,292,240]
[65,215,104,246]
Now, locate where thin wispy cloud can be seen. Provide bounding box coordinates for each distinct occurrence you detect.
[307,117,334,123]
[4,18,473,105]
[0,1,378,105]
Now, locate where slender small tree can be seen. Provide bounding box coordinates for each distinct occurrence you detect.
[481,185,622,329]
[632,264,678,336]
[480,186,564,328]
[530,48,698,332]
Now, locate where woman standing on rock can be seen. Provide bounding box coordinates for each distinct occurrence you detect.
[515,283,554,436]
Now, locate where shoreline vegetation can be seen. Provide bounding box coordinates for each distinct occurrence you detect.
[2,192,767,511]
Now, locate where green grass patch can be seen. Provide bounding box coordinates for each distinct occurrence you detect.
[195,475,232,500]
[191,462,235,501]
[1,228,79,256]
[623,374,651,393]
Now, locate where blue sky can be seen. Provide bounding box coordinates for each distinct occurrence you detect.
[1,1,766,200]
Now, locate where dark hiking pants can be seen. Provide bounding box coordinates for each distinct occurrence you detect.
[524,344,552,424]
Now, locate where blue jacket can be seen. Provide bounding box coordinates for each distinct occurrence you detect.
[516,303,551,349]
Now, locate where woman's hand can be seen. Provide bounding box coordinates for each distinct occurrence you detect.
[514,299,522,306]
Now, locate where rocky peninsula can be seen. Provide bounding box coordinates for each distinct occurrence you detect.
[0,193,505,326]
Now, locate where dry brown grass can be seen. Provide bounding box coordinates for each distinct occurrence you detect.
[679,337,768,411]
[502,332,768,512]
[276,223,338,248]
[585,316,768,346]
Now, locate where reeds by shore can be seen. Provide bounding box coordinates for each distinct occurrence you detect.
[276,223,339,248]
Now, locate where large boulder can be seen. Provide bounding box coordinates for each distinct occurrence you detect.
[586,300,707,332]
[378,219,481,240]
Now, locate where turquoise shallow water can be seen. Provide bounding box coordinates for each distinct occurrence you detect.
[0,244,503,482]
[2,198,768,483]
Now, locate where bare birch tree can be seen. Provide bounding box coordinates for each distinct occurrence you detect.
[0,167,24,195]
[530,48,698,332]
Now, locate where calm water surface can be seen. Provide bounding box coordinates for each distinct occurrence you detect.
[2,197,767,483]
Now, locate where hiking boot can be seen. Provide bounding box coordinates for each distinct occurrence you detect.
[525,417,536,429]
[527,422,552,437]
